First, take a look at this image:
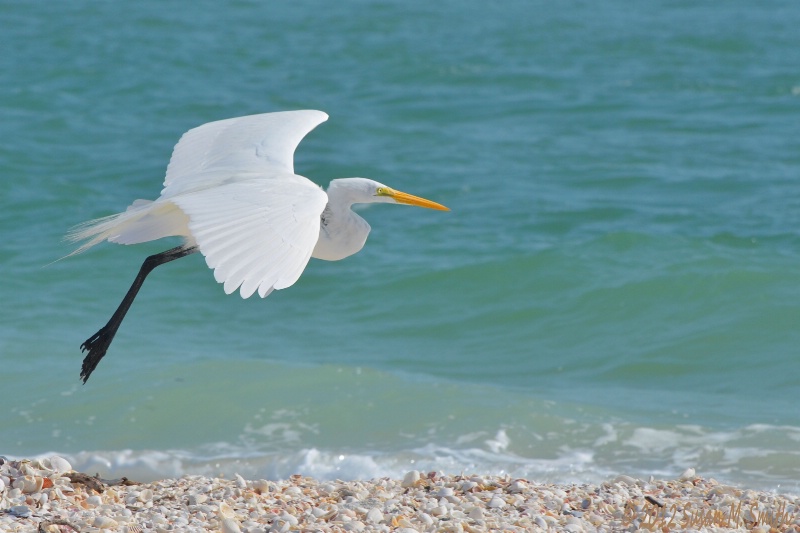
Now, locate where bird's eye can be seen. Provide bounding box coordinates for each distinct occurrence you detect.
[376,187,385,196]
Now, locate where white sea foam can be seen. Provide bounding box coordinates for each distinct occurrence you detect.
[15,420,800,491]
[20,439,606,486]
[17,423,800,493]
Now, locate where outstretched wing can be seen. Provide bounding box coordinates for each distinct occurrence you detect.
[161,110,329,197]
[161,110,330,298]
[172,174,328,298]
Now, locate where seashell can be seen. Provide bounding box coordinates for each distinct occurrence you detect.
[13,475,44,494]
[250,479,271,493]
[467,506,484,520]
[0,477,5,493]
[487,496,506,508]
[9,505,32,518]
[365,507,384,524]
[612,474,638,486]
[345,520,366,531]
[188,493,207,505]
[401,470,420,488]
[137,488,153,502]
[279,511,299,526]
[506,480,528,493]
[678,468,696,480]
[460,480,478,492]
[391,515,414,528]
[86,495,103,507]
[219,501,235,519]
[434,487,454,497]
[220,518,241,533]
[418,513,434,527]
[283,486,303,497]
[93,516,118,529]
[708,485,737,497]
[429,505,447,517]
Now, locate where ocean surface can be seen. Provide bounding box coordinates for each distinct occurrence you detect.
[2,1,800,493]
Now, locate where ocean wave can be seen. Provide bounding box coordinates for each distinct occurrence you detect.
[20,423,800,494]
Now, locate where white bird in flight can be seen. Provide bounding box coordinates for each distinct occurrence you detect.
[67,110,449,383]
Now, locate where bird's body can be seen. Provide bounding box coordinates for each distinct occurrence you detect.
[68,110,448,382]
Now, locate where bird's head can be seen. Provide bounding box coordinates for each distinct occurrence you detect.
[329,178,449,211]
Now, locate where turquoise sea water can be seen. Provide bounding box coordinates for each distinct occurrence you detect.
[3,2,800,492]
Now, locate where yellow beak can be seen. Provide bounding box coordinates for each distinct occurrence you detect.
[386,188,450,211]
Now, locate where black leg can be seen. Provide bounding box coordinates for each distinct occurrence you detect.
[80,245,198,383]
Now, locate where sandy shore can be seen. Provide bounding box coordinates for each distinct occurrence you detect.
[1,457,799,532]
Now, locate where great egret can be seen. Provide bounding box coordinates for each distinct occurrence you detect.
[68,110,448,383]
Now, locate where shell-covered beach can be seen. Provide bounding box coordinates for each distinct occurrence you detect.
[2,457,798,532]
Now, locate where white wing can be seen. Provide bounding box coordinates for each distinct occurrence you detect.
[172,174,328,298]
[159,110,330,298]
[161,110,329,197]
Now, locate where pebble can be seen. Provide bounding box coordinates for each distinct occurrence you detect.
[1,457,798,532]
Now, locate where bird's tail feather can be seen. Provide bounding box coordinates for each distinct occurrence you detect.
[64,199,160,257]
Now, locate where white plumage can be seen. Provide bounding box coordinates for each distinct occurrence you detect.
[69,110,448,383]
[69,110,330,298]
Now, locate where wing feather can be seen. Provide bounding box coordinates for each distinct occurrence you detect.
[162,110,329,197]
[172,175,328,298]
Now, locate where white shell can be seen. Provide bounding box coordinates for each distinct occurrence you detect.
[13,475,43,494]
[612,474,638,486]
[92,516,118,529]
[219,501,235,519]
[487,496,506,509]
[48,456,73,474]
[507,480,528,493]
[365,508,384,523]
[220,518,241,533]
[401,470,420,488]
[468,506,484,520]
[188,493,207,505]
[250,479,271,493]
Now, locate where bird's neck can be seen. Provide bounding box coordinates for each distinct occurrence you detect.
[311,182,372,261]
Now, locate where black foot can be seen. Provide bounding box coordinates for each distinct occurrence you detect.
[80,326,113,384]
